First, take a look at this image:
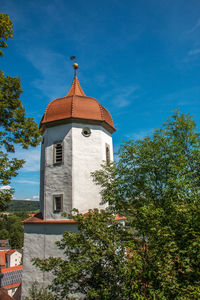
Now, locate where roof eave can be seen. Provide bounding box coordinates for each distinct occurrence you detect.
[40,117,116,134]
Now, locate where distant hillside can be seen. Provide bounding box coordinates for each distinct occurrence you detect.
[8,200,40,212]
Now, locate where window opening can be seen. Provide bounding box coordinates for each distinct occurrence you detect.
[53,195,63,213]
[82,127,91,137]
[54,143,63,164]
[106,144,110,165]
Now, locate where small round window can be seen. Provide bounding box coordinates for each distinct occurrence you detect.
[82,127,91,137]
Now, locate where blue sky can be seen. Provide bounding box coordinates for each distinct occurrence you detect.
[1,0,200,200]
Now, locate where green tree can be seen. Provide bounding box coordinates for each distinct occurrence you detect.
[93,111,200,299]
[0,13,12,56]
[10,229,23,249]
[34,112,200,299]
[24,281,55,300]
[0,13,41,211]
[0,228,9,239]
[0,213,25,248]
[34,209,139,300]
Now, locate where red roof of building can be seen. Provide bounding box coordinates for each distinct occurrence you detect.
[40,76,116,133]
[13,283,21,300]
[3,283,21,291]
[23,212,78,224]
[0,288,13,300]
[115,214,126,221]
[0,251,7,267]
[6,250,15,256]
[23,212,126,224]
[1,265,22,274]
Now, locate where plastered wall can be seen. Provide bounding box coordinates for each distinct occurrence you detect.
[40,123,113,219]
[21,223,78,298]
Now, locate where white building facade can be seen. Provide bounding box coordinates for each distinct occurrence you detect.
[22,67,116,297]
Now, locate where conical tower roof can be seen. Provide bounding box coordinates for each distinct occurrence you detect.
[66,76,86,97]
[40,73,116,133]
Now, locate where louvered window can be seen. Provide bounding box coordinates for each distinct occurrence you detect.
[54,143,63,164]
[106,144,110,165]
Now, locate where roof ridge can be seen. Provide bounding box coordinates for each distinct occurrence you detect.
[71,95,74,116]
[66,76,86,97]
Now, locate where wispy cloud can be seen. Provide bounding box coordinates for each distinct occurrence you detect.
[160,86,200,107]
[9,145,40,172]
[188,48,200,56]
[14,180,39,185]
[0,185,11,190]
[33,195,39,200]
[23,47,72,99]
[103,86,140,108]
[188,18,200,34]
[125,128,154,140]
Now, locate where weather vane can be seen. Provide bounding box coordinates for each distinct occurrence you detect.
[70,56,78,77]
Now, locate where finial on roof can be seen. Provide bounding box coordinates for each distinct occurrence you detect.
[73,62,78,77]
[70,56,78,77]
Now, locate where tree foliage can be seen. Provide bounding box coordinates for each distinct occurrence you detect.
[24,281,55,300]
[34,112,200,299]
[0,212,28,249]
[34,210,138,299]
[8,200,40,212]
[0,13,41,211]
[93,111,200,299]
[0,13,13,56]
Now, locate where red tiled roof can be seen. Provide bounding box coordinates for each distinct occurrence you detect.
[1,265,22,274]
[23,212,126,224]
[66,76,86,97]
[115,214,126,221]
[3,282,21,290]
[40,76,116,132]
[28,213,35,217]
[0,251,7,267]
[0,288,13,300]
[6,250,15,256]
[23,213,77,224]
[13,283,21,300]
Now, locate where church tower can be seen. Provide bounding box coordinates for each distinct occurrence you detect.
[21,64,116,297]
[39,63,116,219]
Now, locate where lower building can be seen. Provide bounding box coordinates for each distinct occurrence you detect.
[0,265,22,297]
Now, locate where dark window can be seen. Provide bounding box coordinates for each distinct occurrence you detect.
[82,127,91,137]
[106,144,110,164]
[54,143,63,164]
[53,195,63,213]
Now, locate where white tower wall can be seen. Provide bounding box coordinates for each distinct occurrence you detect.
[40,122,113,220]
[21,222,79,298]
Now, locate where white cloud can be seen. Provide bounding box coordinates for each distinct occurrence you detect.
[15,180,39,185]
[0,185,11,190]
[24,198,31,201]
[103,86,139,108]
[9,145,40,172]
[188,48,200,56]
[24,48,72,99]
[33,195,39,200]
[160,86,200,106]
[188,18,200,34]
[126,128,154,140]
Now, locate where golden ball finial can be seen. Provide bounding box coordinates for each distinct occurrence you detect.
[73,62,79,70]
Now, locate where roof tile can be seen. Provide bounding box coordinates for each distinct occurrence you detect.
[40,76,116,132]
